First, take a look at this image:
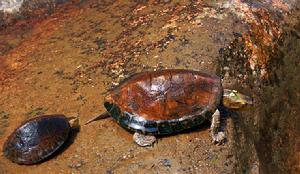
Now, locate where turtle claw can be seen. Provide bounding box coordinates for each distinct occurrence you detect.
[212,132,226,145]
[133,132,156,147]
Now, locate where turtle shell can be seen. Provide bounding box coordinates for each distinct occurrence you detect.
[3,115,70,164]
[104,69,222,135]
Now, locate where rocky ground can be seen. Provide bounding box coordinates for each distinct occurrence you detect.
[0,0,299,174]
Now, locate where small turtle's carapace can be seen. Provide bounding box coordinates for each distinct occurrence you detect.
[3,115,76,164]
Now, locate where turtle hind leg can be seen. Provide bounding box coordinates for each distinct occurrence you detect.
[210,109,227,145]
[133,132,156,147]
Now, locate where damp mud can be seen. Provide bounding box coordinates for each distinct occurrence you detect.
[0,0,299,173]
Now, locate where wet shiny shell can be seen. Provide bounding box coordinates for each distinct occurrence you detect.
[3,115,70,164]
[104,69,222,135]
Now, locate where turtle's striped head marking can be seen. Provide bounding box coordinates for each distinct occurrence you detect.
[222,89,253,109]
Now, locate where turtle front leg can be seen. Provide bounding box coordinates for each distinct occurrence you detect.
[210,109,226,144]
[133,132,156,147]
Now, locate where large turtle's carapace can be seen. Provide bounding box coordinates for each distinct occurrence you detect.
[104,69,222,135]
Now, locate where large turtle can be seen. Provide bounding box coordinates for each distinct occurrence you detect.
[86,69,252,146]
[3,115,79,164]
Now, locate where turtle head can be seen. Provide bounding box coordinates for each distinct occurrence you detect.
[222,89,253,109]
[68,116,80,129]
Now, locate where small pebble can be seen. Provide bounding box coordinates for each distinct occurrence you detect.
[75,163,82,168]
[161,159,171,168]
[223,66,230,71]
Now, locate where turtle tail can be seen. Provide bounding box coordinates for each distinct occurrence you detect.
[84,112,110,125]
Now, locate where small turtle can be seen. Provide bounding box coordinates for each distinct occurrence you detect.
[86,69,252,146]
[3,115,79,164]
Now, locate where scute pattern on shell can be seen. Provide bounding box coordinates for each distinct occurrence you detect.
[105,69,222,135]
[3,115,70,164]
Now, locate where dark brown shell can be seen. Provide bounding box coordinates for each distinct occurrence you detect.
[3,115,70,164]
[104,69,222,135]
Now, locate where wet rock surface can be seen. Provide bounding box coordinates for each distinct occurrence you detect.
[0,0,299,173]
[0,0,70,26]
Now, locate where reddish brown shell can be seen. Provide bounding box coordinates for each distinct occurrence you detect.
[3,115,70,164]
[104,69,222,135]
